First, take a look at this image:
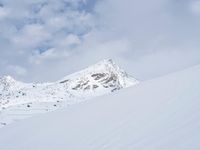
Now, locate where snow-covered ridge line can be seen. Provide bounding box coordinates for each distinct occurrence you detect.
[1,62,200,150]
[0,59,139,127]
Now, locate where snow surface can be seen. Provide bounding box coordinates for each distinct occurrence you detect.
[0,64,200,150]
[0,59,138,127]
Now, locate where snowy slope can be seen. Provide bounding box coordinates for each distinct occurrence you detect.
[0,64,199,150]
[0,59,138,127]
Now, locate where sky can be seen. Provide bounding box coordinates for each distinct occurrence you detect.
[0,0,200,82]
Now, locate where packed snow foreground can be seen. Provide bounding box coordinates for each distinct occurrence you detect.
[0,59,139,127]
[1,61,200,150]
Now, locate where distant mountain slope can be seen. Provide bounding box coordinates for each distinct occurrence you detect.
[0,64,199,150]
[0,59,138,127]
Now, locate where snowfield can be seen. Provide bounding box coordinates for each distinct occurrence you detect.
[0,59,138,127]
[0,63,200,150]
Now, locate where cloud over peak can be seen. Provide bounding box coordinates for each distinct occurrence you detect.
[0,0,200,82]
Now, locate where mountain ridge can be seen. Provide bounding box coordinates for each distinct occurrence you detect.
[0,62,199,150]
[0,59,139,127]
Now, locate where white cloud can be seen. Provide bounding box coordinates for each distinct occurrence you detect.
[0,7,9,19]
[11,24,51,49]
[60,34,81,46]
[7,65,27,76]
[47,16,68,29]
[30,48,71,65]
[0,0,200,82]
[190,0,200,14]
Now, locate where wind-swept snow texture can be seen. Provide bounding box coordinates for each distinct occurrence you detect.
[0,64,200,150]
[0,59,138,127]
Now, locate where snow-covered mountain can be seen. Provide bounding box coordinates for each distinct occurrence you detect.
[0,59,139,127]
[0,64,199,150]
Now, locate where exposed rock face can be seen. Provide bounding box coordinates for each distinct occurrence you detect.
[59,59,138,93]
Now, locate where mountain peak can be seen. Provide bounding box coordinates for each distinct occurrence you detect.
[91,59,137,86]
[59,59,138,94]
[97,58,114,64]
[0,75,16,85]
[1,75,14,81]
[93,59,116,68]
[0,59,139,127]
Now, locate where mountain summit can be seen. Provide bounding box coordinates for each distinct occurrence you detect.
[59,59,138,94]
[0,59,139,127]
